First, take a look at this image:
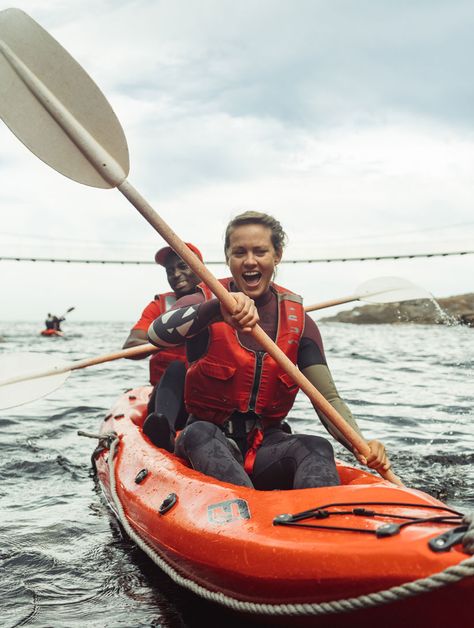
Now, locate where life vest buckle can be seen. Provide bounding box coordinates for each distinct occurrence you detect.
[224,413,261,437]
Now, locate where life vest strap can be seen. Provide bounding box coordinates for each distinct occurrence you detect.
[243,427,264,474]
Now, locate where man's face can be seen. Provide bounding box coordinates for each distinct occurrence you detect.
[164,252,200,297]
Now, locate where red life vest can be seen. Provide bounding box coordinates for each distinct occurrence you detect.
[185,279,305,425]
[149,286,213,385]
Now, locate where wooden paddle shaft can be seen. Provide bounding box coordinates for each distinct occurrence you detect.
[305,295,357,312]
[0,344,158,388]
[117,180,402,486]
[67,343,157,370]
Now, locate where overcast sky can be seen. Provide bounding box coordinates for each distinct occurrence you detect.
[1,0,473,324]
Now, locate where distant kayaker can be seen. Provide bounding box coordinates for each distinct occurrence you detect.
[147,211,392,489]
[45,313,54,330]
[45,313,64,331]
[122,242,203,440]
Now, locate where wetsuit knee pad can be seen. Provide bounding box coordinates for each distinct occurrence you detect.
[296,434,335,459]
[179,420,221,448]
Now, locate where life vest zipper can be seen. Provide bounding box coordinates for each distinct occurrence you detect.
[249,350,265,411]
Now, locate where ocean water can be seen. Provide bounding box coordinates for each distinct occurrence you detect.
[0,320,472,627]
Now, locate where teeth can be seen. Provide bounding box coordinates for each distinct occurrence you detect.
[242,271,261,286]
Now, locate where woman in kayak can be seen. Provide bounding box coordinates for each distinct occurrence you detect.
[147,211,391,489]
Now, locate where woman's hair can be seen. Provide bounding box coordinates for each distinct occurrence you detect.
[224,211,287,260]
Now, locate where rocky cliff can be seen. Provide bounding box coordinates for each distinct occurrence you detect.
[319,293,474,326]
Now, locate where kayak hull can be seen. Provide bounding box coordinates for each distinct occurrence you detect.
[94,387,473,625]
[40,329,63,336]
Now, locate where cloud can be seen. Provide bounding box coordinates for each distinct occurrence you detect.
[89,0,474,130]
[0,0,473,321]
[28,0,474,129]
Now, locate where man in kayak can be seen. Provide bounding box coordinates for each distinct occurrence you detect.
[147,211,391,489]
[45,313,65,331]
[45,313,55,330]
[123,242,203,449]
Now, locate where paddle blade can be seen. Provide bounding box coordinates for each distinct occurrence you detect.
[0,352,71,410]
[355,276,433,304]
[0,8,129,188]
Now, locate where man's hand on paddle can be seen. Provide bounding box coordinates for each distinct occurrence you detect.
[221,293,259,332]
[356,440,392,472]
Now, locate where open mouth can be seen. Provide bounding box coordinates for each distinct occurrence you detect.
[173,279,189,291]
[242,271,262,287]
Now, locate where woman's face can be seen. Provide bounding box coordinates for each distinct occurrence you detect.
[226,223,281,299]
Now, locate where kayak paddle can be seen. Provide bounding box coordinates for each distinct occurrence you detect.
[0,352,71,409]
[0,8,401,485]
[305,277,433,312]
[0,344,156,410]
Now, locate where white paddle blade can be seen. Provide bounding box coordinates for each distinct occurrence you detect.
[0,352,71,410]
[355,276,433,304]
[0,8,129,188]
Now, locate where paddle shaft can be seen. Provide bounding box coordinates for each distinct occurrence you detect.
[305,279,432,313]
[0,343,157,388]
[305,288,426,312]
[59,306,75,318]
[118,181,401,485]
[305,295,358,312]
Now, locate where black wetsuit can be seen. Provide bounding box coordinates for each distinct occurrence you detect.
[45,316,54,330]
[175,419,340,489]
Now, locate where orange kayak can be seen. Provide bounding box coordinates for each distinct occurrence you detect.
[94,387,473,626]
[40,329,64,337]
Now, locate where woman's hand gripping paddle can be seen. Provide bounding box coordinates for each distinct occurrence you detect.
[0,8,402,485]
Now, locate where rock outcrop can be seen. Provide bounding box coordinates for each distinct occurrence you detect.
[319,293,474,326]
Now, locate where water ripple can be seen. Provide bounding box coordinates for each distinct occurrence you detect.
[0,320,472,626]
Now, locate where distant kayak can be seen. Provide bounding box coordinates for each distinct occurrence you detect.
[40,329,64,337]
[94,386,474,627]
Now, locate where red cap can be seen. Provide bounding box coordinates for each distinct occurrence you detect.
[154,242,203,266]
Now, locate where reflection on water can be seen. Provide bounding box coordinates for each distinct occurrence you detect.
[0,320,472,626]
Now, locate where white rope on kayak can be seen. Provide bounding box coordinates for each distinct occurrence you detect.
[78,430,111,440]
[102,435,474,618]
[463,513,474,554]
